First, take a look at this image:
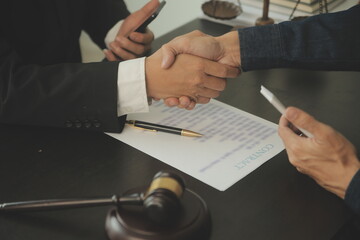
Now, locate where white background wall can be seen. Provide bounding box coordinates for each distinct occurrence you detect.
[81,0,358,62]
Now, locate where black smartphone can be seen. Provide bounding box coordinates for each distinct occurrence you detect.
[135,1,166,33]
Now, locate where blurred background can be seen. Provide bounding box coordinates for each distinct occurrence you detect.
[80,0,204,62]
[80,0,358,62]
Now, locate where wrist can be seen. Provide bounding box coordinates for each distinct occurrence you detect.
[145,56,155,98]
[145,51,164,99]
[334,156,360,199]
[342,157,360,198]
[216,31,241,67]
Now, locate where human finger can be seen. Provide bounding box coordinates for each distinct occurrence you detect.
[161,43,178,69]
[163,97,192,109]
[164,98,180,107]
[161,30,208,69]
[284,107,322,139]
[201,75,227,91]
[196,96,211,104]
[129,30,155,45]
[178,96,192,108]
[296,167,307,174]
[278,115,315,169]
[278,115,302,144]
[197,87,221,99]
[278,115,301,135]
[203,60,240,78]
[114,36,147,56]
[103,49,118,61]
[109,41,137,60]
[186,101,196,110]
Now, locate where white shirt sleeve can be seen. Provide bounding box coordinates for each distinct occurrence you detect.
[104,20,150,116]
[116,57,149,116]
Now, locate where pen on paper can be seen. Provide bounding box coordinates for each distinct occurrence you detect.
[260,85,314,138]
[125,120,202,137]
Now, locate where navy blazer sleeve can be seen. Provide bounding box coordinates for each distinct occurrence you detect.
[238,5,360,215]
[345,170,360,216]
[238,5,360,71]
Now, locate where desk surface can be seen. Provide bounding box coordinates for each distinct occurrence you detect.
[1,19,360,240]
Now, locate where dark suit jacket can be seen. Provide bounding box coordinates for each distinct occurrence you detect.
[238,5,360,72]
[0,0,130,132]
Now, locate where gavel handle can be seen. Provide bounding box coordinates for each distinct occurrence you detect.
[262,0,270,19]
[0,193,143,212]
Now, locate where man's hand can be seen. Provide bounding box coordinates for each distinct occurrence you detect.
[161,30,241,68]
[161,30,241,109]
[104,0,158,61]
[278,107,360,199]
[145,50,239,102]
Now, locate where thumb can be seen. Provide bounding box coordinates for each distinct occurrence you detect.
[161,30,208,69]
[284,107,318,138]
[161,44,177,69]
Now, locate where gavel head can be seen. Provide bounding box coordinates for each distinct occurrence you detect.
[142,171,185,225]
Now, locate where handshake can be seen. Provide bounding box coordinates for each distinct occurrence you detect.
[145,30,241,110]
[103,0,241,111]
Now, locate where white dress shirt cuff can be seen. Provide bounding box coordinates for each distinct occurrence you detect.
[117,57,149,116]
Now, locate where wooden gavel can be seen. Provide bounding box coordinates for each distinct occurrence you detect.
[0,171,185,225]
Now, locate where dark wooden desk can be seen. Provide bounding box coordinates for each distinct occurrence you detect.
[1,19,360,240]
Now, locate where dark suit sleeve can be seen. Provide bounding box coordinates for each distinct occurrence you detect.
[238,5,360,71]
[345,170,360,216]
[83,0,131,49]
[0,36,126,133]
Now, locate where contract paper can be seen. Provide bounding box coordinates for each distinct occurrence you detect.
[107,99,284,191]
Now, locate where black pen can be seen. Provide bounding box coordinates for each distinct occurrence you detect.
[125,120,202,137]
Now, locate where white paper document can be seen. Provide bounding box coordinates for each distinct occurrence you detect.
[107,99,284,191]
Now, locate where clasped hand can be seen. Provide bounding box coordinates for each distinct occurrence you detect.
[105,0,241,108]
[145,50,239,103]
[145,30,241,107]
[160,30,241,109]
